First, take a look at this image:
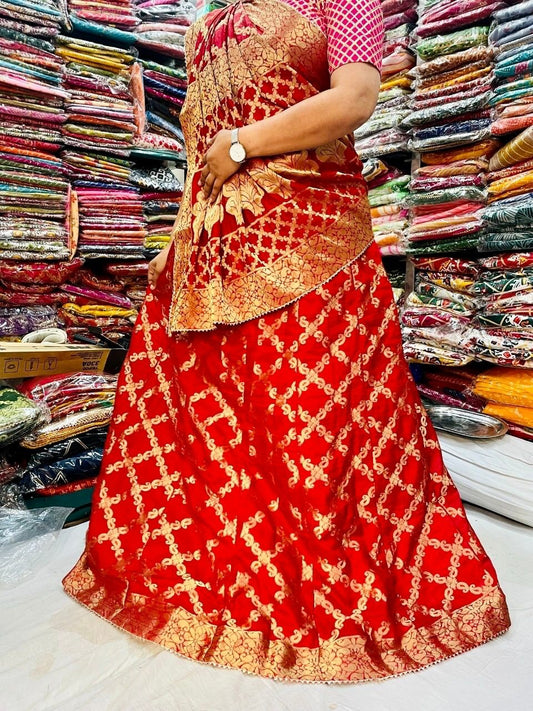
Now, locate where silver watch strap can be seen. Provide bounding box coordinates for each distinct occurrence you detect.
[231,128,239,145]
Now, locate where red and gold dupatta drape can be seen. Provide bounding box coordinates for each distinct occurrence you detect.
[168,0,373,332]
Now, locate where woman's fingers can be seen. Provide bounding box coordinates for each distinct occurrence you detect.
[209,177,224,202]
[202,171,216,199]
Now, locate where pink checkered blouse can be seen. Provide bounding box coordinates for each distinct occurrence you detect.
[281,0,384,73]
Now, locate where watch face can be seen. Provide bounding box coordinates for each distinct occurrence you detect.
[230,142,246,163]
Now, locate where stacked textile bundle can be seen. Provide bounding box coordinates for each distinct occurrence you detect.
[353,0,417,158]
[57,36,136,153]
[67,0,138,32]
[0,258,83,338]
[136,59,187,156]
[364,159,410,256]
[74,185,146,260]
[134,0,194,59]
[472,251,533,369]
[472,365,533,437]
[489,1,533,139]
[59,262,142,345]
[482,126,533,253]
[62,150,147,260]
[0,387,43,451]
[141,188,181,255]
[404,20,498,255]
[103,260,148,310]
[125,164,182,257]
[11,372,117,503]
[401,255,479,366]
[415,362,533,441]
[0,2,71,264]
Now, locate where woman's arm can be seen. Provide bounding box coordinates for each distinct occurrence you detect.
[201,62,380,201]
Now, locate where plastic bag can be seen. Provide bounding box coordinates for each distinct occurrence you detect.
[415,26,489,61]
[0,502,73,588]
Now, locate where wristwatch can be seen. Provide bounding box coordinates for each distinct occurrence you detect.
[229,128,247,163]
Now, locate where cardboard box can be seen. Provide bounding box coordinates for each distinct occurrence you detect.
[0,342,110,379]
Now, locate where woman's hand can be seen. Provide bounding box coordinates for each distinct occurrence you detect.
[148,244,171,288]
[200,129,241,203]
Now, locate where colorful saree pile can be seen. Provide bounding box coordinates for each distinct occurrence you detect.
[489,1,533,137]
[473,365,533,431]
[472,251,533,368]
[0,5,70,262]
[0,258,83,333]
[6,372,118,503]
[354,0,416,159]
[401,255,479,366]
[133,0,194,58]
[404,15,496,255]
[364,160,409,256]
[132,59,187,162]
[58,36,136,153]
[67,0,139,32]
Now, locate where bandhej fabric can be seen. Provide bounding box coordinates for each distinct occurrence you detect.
[63,0,510,684]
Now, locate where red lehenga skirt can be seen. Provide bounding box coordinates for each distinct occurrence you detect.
[63,241,510,682]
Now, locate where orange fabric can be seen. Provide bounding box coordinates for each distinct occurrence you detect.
[484,403,533,428]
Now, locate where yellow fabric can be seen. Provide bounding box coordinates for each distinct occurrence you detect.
[483,403,533,428]
[489,125,533,172]
[423,140,500,165]
[474,367,533,408]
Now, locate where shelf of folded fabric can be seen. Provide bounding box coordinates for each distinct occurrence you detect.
[481,1,533,256]
[58,259,148,346]
[401,255,480,367]
[134,0,194,60]
[66,0,139,47]
[402,249,533,371]
[413,361,533,441]
[1,372,119,525]
[404,18,498,257]
[354,1,416,161]
[471,251,533,370]
[363,158,410,258]
[0,9,71,262]
[58,35,137,155]
[486,0,533,141]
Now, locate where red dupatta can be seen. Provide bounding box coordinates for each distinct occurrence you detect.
[168,0,373,332]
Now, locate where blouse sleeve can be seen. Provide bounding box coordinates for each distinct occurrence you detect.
[320,0,384,74]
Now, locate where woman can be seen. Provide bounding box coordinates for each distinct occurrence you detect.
[64,0,510,682]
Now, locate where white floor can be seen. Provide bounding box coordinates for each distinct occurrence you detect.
[0,501,532,711]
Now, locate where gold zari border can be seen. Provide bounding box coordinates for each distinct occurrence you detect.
[64,557,510,683]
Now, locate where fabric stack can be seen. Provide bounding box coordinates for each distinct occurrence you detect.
[103,260,148,310]
[0,258,84,338]
[134,0,194,59]
[58,35,136,154]
[60,260,143,345]
[353,0,417,159]
[404,18,499,256]
[414,362,533,441]
[401,255,480,366]
[0,1,71,265]
[132,165,183,257]
[364,158,410,256]
[483,128,533,254]
[480,1,533,253]
[471,365,533,438]
[489,1,533,140]
[74,185,147,260]
[134,59,186,162]
[67,0,138,32]
[11,372,117,504]
[472,251,533,369]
